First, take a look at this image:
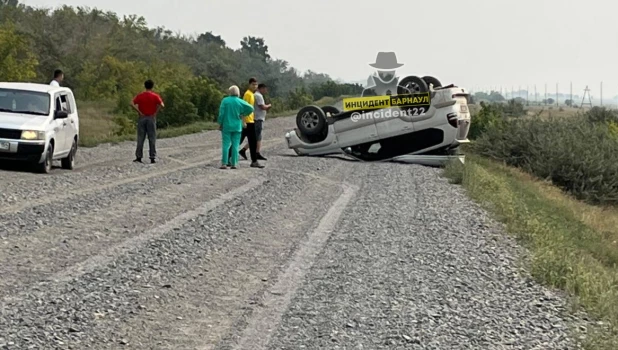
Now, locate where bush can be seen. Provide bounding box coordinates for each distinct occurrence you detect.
[469,100,526,140]
[503,99,526,117]
[309,80,363,101]
[112,115,136,136]
[585,106,618,124]
[468,102,504,140]
[157,84,199,127]
[609,121,618,139]
[185,76,224,122]
[268,96,289,114]
[472,114,618,205]
[286,87,313,110]
[112,76,223,131]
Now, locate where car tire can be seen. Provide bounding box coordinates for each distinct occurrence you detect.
[321,106,340,117]
[422,76,442,89]
[35,143,53,174]
[61,139,76,170]
[397,76,429,95]
[296,105,326,136]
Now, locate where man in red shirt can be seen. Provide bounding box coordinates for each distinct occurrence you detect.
[131,79,164,163]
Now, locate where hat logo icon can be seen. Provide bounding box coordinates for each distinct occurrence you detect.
[369,52,404,70]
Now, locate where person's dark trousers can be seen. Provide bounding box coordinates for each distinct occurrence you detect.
[245,122,258,162]
[230,123,257,162]
[239,128,247,146]
[135,116,156,160]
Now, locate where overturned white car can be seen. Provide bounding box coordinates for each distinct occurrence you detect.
[284,76,471,165]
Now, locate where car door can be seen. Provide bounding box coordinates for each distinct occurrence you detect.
[52,94,68,155]
[374,106,416,141]
[59,92,77,149]
[333,97,380,148]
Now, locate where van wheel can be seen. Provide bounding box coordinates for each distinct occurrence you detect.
[61,139,76,170]
[36,143,53,174]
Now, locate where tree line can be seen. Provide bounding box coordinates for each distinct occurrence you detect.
[0,0,363,128]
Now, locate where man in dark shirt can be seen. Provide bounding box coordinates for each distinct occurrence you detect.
[132,80,164,164]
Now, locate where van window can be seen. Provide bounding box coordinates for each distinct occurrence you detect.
[0,89,50,116]
[59,94,71,113]
[55,97,62,112]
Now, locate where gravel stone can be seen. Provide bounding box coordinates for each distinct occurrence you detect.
[266,161,592,350]
[0,114,596,349]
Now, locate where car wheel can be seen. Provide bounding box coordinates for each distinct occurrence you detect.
[321,106,340,117]
[397,76,429,95]
[296,105,326,136]
[61,139,76,170]
[35,143,53,174]
[422,76,442,89]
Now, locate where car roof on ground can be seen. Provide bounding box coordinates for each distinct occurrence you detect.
[0,82,69,93]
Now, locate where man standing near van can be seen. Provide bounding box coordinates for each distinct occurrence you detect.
[132,80,164,164]
[50,69,63,86]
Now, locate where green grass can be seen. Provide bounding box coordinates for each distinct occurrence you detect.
[443,153,618,349]
[77,96,346,147]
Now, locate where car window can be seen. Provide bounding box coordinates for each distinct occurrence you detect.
[60,94,72,113]
[55,97,62,112]
[0,89,50,116]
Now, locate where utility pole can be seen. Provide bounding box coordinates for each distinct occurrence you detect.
[544,84,547,105]
[580,86,592,108]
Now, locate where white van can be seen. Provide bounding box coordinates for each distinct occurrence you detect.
[0,82,79,173]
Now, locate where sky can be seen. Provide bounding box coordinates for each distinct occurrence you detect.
[21,0,618,99]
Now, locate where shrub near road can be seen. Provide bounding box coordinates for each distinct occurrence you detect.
[472,105,618,205]
[445,102,618,349]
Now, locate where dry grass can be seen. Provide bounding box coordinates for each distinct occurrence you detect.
[76,101,121,146]
[523,105,585,119]
[533,174,618,243]
[469,103,593,120]
[77,100,218,147]
[443,154,618,349]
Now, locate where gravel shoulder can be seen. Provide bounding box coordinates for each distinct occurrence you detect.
[0,115,592,349]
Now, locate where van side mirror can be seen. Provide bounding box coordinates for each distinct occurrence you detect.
[55,110,68,119]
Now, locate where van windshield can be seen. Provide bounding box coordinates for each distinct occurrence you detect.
[0,89,50,116]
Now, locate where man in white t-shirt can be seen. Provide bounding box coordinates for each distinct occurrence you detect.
[252,83,271,160]
[50,69,63,86]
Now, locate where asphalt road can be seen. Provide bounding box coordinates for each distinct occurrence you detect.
[0,113,590,349]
